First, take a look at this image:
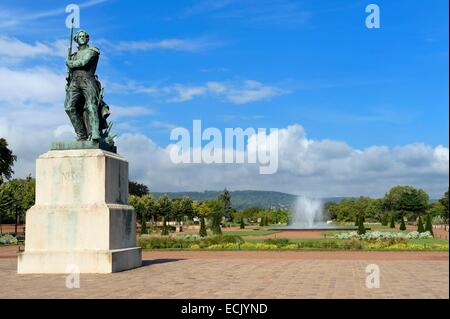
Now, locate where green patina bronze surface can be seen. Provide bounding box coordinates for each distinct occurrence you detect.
[51,140,117,153]
[63,27,116,152]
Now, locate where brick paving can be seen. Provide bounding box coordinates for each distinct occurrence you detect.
[0,250,448,299]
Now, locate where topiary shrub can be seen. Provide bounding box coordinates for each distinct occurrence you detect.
[259,216,265,227]
[240,217,245,229]
[140,215,148,235]
[425,214,434,236]
[199,217,207,237]
[354,215,359,226]
[417,216,425,233]
[381,214,389,226]
[211,213,222,235]
[357,217,366,235]
[161,217,169,236]
[390,215,395,228]
[399,218,406,231]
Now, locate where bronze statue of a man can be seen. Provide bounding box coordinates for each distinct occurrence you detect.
[65,30,106,142]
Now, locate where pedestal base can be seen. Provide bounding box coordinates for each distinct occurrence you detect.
[17,149,142,274]
[18,247,141,274]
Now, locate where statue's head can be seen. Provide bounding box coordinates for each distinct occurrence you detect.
[74,30,90,45]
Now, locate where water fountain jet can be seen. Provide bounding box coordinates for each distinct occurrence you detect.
[271,196,357,230]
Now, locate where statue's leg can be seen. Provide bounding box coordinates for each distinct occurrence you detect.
[64,84,87,140]
[82,78,101,141]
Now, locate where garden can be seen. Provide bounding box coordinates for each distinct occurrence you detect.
[136,227,448,252]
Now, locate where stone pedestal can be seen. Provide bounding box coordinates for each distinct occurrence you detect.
[17,149,142,273]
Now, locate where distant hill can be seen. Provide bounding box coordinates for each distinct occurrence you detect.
[151,190,345,210]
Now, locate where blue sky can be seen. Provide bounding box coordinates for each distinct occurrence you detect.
[0,0,448,196]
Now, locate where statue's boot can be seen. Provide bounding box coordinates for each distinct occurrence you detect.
[86,104,101,141]
[65,109,87,140]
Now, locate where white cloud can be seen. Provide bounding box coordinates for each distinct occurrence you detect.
[226,80,286,104]
[53,124,74,139]
[0,66,65,104]
[125,80,288,104]
[0,36,67,59]
[120,38,215,52]
[167,85,208,102]
[99,37,223,53]
[110,105,154,117]
[151,121,178,131]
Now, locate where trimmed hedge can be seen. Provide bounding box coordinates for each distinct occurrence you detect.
[263,238,291,247]
[137,235,244,249]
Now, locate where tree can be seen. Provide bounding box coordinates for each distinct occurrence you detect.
[0,177,35,234]
[158,195,173,236]
[364,198,384,222]
[0,138,17,185]
[265,209,288,224]
[142,194,158,225]
[384,185,429,221]
[129,192,158,235]
[354,214,359,226]
[173,196,194,223]
[193,201,210,217]
[426,202,446,222]
[357,216,366,235]
[129,195,144,217]
[239,207,262,223]
[140,214,148,234]
[219,188,233,222]
[425,214,433,236]
[417,215,424,233]
[438,188,449,229]
[240,217,245,229]
[128,181,149,197]
[193,201,212,237]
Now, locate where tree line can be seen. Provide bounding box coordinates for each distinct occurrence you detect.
[325,185,449,227]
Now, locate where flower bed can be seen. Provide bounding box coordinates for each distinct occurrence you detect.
[335,231,433,240]
[0,234,18,245]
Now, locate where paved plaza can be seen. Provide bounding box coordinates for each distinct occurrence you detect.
[0,249,448,299]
